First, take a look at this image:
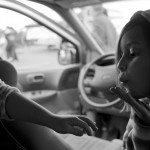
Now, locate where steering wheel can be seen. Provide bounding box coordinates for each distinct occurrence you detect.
[78,53,121,108]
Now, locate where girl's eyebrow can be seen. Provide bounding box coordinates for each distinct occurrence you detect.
[121,41,140,53]
[126,41,140,47]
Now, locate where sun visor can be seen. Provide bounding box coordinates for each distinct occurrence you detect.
[55,0,102,8]
[29,0,122,9]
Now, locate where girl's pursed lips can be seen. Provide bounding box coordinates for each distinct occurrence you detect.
[119,74,129,84]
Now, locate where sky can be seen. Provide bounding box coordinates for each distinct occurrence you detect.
[0,9,33,31]
[0,0,62,31]
[103,0,150,33]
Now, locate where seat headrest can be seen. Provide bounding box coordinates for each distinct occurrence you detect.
[0,60,17,87]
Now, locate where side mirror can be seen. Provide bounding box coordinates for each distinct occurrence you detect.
[58,41,78,65]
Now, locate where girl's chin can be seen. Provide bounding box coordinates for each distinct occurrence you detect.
[129,90,145,99]
[127,86,148,99]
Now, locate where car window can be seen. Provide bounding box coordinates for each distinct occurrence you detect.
[0,7,78,70]
[73,0,150,54]
[73,5,118,54]
[17,0,76,34]
[103,0,150,33]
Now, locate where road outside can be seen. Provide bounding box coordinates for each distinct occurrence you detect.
[11,45,61,70]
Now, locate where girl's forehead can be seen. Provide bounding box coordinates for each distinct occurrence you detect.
[120,26,144,48]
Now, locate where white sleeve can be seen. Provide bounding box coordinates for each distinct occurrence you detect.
[0,79,20,121]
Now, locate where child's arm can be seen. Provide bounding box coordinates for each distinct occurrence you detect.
[5,91,98,136]
[111,87,150,150]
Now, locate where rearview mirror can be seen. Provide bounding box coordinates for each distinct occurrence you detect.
[58,40,78,65]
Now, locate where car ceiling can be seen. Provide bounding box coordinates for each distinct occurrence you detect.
[28,0,132,8]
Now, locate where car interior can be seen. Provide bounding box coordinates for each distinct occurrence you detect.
[0,0,149,149]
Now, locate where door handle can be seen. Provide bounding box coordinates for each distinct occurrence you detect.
[27,73,45,83]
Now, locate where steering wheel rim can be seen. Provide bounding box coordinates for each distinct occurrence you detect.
[78,53,121,108]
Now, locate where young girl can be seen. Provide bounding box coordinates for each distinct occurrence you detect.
[84,9,150,150]
[110,9,150,150]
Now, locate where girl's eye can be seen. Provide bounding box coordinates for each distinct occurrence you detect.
[129,47,137,57]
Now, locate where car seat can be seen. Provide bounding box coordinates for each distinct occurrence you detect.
[0,59,74,150]
[0,59,22,149]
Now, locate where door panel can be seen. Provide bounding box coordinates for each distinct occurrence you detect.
[0,3,82,114]
[17,65,81,113]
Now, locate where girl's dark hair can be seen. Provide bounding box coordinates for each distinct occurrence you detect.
[115,11,150,111]
[115,11,150,93]
[116,12,150,63]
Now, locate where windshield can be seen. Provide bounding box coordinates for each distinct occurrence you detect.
[73,0,150,53]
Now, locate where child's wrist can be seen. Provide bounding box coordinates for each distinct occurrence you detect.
[44,112,58,129]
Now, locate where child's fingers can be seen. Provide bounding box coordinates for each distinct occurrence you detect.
[68,126,84,136]
[110,87,149,119]
[70,117,93,136]
[110,87,138,107]
[78,116,98,131]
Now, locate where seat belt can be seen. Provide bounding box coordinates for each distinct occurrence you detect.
[0,120,27,150]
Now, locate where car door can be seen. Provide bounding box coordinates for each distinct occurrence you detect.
[0,0,84,114]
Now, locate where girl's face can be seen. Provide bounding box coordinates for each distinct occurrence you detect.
[118,25,150,99]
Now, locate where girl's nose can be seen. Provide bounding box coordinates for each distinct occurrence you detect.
[117,60,127,72]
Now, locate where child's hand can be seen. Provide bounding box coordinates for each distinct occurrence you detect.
[110,86,150,125]
[51,115,98,136]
